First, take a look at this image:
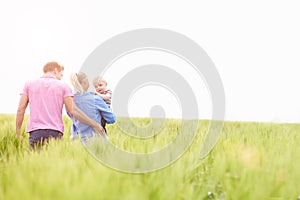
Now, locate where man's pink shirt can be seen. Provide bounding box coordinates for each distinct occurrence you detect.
[21,74,73,133]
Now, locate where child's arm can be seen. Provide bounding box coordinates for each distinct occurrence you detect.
[95,91,112,101]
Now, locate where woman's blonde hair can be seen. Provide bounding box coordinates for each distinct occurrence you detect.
[70,72,87,93]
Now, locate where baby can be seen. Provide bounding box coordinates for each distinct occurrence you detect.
[93,76,112,108]
[93,76,112,132]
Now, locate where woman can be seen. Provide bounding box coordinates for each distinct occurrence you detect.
[69,72,115,144]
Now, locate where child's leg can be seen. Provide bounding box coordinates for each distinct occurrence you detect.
[101,118,107,134]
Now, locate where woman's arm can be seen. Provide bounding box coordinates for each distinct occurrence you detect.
[95,97,115,124]
[64,96,105,135]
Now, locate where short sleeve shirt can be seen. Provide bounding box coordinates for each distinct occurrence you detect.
[22,74,73,133]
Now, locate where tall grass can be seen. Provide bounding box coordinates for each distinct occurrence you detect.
[0,114,300,200]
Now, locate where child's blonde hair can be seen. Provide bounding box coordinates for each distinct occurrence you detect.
[93,76,107,86]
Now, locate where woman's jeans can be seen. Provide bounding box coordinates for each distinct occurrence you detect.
[80,132,109,146]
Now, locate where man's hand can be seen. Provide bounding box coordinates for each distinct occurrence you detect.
[16,131,22,139]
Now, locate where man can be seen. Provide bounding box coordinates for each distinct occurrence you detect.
[16,61,104,149]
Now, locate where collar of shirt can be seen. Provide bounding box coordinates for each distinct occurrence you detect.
[41,74,56,79]
[74,91,95,96]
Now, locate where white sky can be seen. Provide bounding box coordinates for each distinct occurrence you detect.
[1,0,300,123]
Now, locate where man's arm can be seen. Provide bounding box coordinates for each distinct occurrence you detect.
[64,96,105,135]
[16,94,29,137]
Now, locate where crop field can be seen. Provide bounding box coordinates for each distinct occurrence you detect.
[0,114,300,200]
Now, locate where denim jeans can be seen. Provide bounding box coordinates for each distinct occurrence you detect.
[29,129,62,149]
[80,132,109,146]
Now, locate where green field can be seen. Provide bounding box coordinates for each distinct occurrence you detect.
[1,114,300,200]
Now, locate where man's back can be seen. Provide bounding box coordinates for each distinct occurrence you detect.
[22,74,73,133]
